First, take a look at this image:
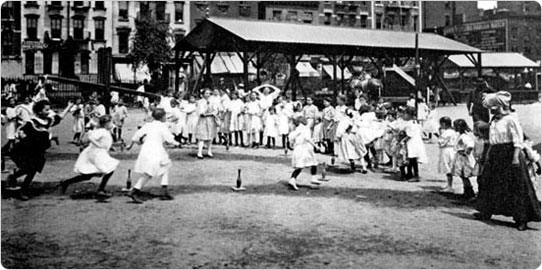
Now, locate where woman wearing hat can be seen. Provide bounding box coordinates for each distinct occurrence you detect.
[474,91,540,231]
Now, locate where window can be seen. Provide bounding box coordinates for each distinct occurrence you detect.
[95,1,105,10]
[74,1,83,7]
[286,11,297,22]
[25,51,35,74]
[445,15,450,26]
[155,2,166,21]
[2,30,13,56]
[336,13,344,25]
[324,12,331,25]
[401,15,407,28]
[51,18,62,39]
[26,17,38,40]
[376,14,382,29]
[73,18,84,40]
[80,51,89,74]
[524,46,531,54]
[360,15,367,28]
[43,52,52,74]
[303,12,313,24]
[174,2,184,23]
[444,1,451,9]
[94,19,104,40]
[119,1,128,21]
[1,1,13,20]
[272,10,282,21]
[348,14,356,27]
[118,31,129,54]
[51,1,61,6]
[239,1,250,17]
[140,1,149,15]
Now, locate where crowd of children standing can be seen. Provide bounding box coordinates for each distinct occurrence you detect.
[1,81,540,229]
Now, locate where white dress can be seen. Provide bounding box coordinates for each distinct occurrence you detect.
[336,118,367,161]
[289,124,318,168]
[71,104,85,133]
[452,132,477,177]
[168,107,184,135]
[184,102,198,135]
[246,101,262,132]
[423,109,439,134]
[263,114,279,138]
[276,103,292,135]
[132,121,177,177]
[74,128,119,175]
[404,120,428,163]
[4,107,17,140]
[228,99,244,132]
[438,129,458,174]
[177,100,189,135]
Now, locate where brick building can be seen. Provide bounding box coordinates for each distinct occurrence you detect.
[422,1,479,33]
[189,1,258,29]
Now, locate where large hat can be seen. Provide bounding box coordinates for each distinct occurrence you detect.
[482,91,511,109]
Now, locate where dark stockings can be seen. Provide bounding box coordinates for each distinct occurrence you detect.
[63,171,114,192]
[291,166,317,178]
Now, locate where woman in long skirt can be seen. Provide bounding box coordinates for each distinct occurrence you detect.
[59,115,118,198]
[474,91,540,231]
[195,89,219,159]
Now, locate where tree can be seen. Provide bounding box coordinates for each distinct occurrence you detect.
[129,13,173,91]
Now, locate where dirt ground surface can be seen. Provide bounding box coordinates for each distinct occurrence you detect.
[1,103,541,269]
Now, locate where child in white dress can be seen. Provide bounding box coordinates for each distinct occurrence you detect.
[438,116,458,193]
[59,115,119,199]
[401,107,427,182]
[228,92,245,146]
[276,96,292,149]
[126,108,180,203]
[184,95,198,144]
[288,116,325,190]
[70,98,85,144]
[1,98,17,171]
[246,92,263,148]
[451,119,476,199]
[263,106,279,149]
[423,103,439,141]
[336,109,368,173]
[111,99,128,142]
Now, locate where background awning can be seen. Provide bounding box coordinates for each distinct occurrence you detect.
[322,65,352,80]
[447,52,540,68]
[194,53,257,74]
[296,62,320,77]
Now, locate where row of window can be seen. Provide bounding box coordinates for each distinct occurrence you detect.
[25,16,105,40]
[118,1,185,23]
[24,51,90,75]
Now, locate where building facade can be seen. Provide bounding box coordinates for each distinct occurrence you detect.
[261,1,422,31]
[6,1,190,79]
[443,9,541,61]
[422,1,479,33]
[1,1,22,77]
[497,1,541,16]
[189,1,259,30]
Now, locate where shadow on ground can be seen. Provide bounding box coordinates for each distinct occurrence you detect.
[1,179,476,211]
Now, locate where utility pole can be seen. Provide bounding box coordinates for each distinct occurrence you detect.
[414,33,420,119]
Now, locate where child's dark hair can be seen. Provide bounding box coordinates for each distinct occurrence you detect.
[439,116,452,128]
[98,115,112,127]
[32,99,50,114]
[453,119,471,134]
[268,106,276,113]
[152,108,166,120]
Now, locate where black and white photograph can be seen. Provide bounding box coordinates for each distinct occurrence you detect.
[1,0,541,268]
